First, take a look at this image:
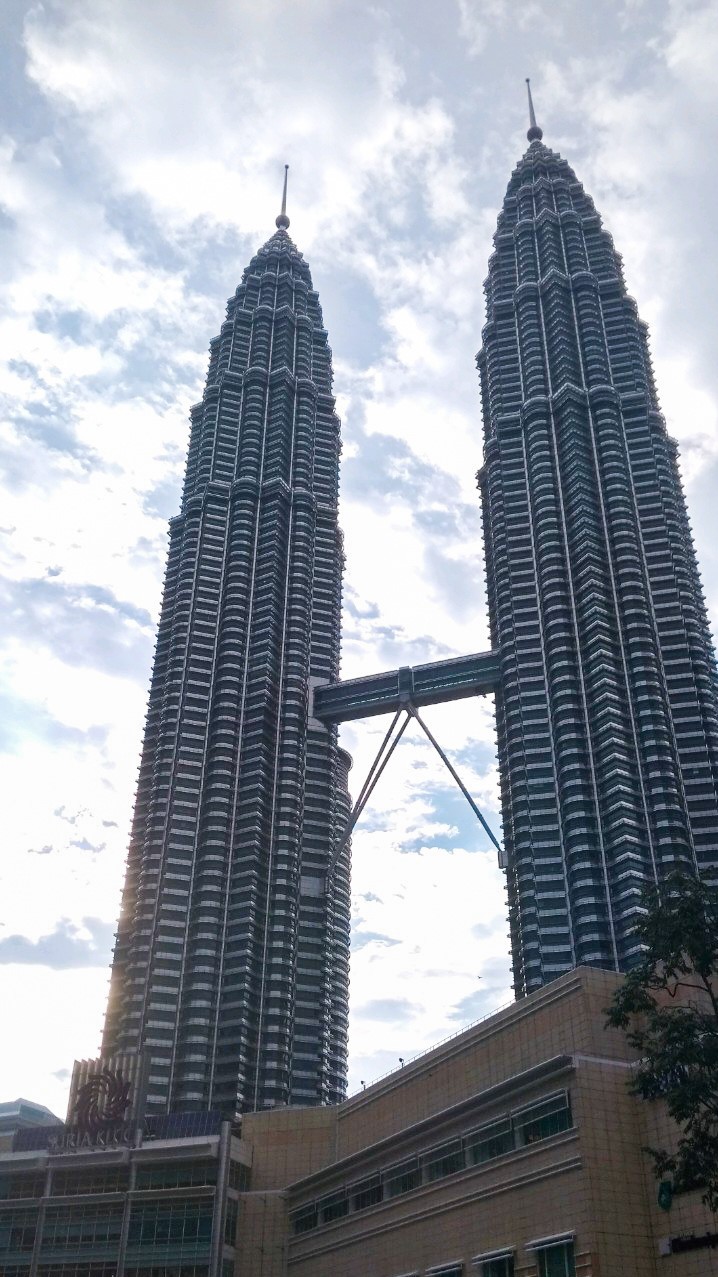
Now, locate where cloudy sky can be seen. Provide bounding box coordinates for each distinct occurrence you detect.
[1,0,717,1118]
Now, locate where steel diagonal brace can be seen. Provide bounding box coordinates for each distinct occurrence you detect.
[324,702,503,890]
[406,703,502,856]
[325,708,411,883]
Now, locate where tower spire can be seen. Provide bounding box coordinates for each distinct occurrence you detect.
[275,164,290,230]
[525,78,543,142]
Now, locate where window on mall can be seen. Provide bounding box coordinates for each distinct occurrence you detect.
[0,1207,38,1257]
[228,1160,251,1191]
[50,1167,129,1196]
[384,1158,422,1199]
[476,1255,514,1277]
[318,1191,348,1224]
[134,1161,216,1191]
[38,1265,125,1276]
[124,1267,210,1277]
[291,1204,318,1234]
[224,1197,238,1247]
[351,1175,382,1210]
[514,1093,571,1147]
[0,1173,45,1200]
[466,1117,513,1165]
[289,1088,573,1234]
[535,1240,576,1277]
[125,1197,213,1262]
[424,1139,464,1182]
[40,1203,125,1256]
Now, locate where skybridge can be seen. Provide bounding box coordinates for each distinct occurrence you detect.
[312,649,504,881]
[312,649,500,724]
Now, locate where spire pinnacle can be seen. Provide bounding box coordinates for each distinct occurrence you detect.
[525,78,543,142]
[275,164,290,230]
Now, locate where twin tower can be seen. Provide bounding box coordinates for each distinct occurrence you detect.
[101,111,718,1117]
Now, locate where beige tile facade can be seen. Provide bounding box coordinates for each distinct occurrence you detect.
[234,967,718,1277]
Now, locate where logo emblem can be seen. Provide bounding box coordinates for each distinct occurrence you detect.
[74,1069,131,1137]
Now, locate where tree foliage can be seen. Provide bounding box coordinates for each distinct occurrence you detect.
[606,870,718,1211]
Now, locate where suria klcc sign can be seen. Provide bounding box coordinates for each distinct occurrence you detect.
[48,1068,133,1152]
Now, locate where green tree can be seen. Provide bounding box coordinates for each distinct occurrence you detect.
[606,870,718,1211]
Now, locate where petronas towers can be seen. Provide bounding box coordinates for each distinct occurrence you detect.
[103,103,718,1117]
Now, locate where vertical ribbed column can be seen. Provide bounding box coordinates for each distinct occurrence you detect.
[478,138,718,997]
[103,226,350,1114]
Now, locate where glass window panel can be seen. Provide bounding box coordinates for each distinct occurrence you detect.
[228,1162,250,1192]
[134,1162,216,1191]
[50,1168,129,1196]
[424,1140,464,1182]
[383,1159,422,1198]
[0,1206,38,1254]
[466,1119,514,1165]
[514,1093,571,1146]
[0,1173,45,1200]
[482,1259,514,1277]
[126,1197,214,1261]
[318,1192,347,1224]
[537,1242,576,1277]
[351,1176,383,1211]
[290,1205,317,1235]
[40,1203,125,1252]
[38,1266,125,1277]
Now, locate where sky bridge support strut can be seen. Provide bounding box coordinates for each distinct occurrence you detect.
[324,700,503,888]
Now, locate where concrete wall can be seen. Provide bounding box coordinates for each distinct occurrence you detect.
[234,967,718,1277]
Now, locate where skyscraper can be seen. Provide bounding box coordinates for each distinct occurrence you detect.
[477,89,718,996]
[89,93,718,1122]
[102,180,352,1116]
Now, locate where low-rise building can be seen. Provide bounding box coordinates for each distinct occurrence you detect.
[0,1110,248,1276]
[235,967,718,1277]
[2,967,714,1276]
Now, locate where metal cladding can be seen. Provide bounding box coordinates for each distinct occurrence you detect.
[102,224,351,1115]
[477,134,718,997]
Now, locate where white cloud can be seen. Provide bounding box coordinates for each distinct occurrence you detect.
[456,0,508,56]
[348,841,510,1091]
[665,0,718,94]
[0,967,109,1117]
